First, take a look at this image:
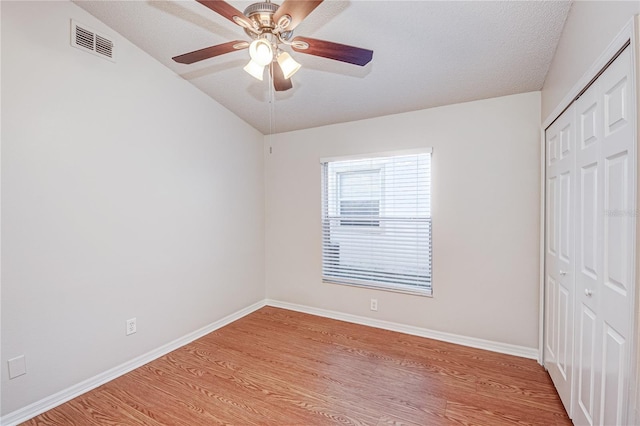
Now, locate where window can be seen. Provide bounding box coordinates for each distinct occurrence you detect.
[338,169,381,227]
[321,149,432,295]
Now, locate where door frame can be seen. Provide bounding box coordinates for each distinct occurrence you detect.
[539,16,639,422]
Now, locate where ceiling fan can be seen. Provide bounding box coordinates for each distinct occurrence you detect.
[172,0,373,92]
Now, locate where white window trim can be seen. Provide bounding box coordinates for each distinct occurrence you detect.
[323,277,433,297]
[320,149,433,297]
[320,147,433,165]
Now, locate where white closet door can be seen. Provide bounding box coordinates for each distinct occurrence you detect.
[545,103,576,416]
[573,67,602,426]
[572,46,635,426]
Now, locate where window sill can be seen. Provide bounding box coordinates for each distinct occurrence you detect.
[323,278,433,297]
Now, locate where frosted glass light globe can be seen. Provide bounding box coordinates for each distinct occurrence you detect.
[249,39,273,67]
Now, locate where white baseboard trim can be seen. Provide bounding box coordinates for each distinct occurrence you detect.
[1,300,266,426]
[265,299,539,360]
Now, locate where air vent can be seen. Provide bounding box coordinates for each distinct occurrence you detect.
[95,34,113,58]
[71,20,115,62]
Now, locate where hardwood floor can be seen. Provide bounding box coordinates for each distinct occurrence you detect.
[24,307,571,425]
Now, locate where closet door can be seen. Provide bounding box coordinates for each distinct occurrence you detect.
[573,46,635,426]
[573,59,604,426]
[544,103,576,415]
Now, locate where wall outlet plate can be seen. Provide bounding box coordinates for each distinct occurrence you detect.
[370,298,378,311]
[126,318,137,336]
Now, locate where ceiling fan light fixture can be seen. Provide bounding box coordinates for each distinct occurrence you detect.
[249,39,273,67]
[277,51,301,79]
[243,59,265,81]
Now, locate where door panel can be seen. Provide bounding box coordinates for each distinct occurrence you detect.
[573,70,603,426]
[561,123,573,159]
[580,164,598,279]
[600,324,626,426]
[578,305,596,425]
[604,152,629,295]
[545,104,576,414]
[581,103,598,148]
[546,275,557,360]
[598,47,634,425]
[548,176,558,256]
[558,284,571,378]
[604,76,628,135]
[560,171,572,262]
[570,46,635,426]
[549,133,559,166]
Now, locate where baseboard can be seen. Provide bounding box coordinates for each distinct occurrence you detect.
[0,299,266,426]
[265,299,539,360]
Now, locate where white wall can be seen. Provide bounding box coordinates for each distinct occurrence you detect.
[541,1,640,120]
[265,92,542,349]
[1,1,264,415]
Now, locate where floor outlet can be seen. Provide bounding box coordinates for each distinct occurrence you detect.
[126,318,137,336]
[370,298,378,311]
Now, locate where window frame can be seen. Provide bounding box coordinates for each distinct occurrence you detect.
[320,148,433,297]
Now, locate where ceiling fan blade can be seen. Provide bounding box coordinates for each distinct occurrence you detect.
[196,0,255,31]
[273,0,323,31]
[172,40,249,64]
[291,36,373,66]
[270,62,293,92]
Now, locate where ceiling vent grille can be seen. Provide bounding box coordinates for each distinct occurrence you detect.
[71,20,115,62]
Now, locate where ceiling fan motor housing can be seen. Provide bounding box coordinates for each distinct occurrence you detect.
[243,2,278,33]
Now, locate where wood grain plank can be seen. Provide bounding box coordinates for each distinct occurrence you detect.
[21,402,102,426]
[476,372,569,415]
[445,398,571,426]
[104,375,202,425]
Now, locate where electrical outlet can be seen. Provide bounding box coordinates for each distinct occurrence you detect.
[126,318,137,336]
[370,298,378,311]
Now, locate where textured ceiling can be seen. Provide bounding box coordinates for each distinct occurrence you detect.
[74,0,571,134]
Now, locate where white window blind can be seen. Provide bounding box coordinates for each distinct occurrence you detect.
[321,151,432,295]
